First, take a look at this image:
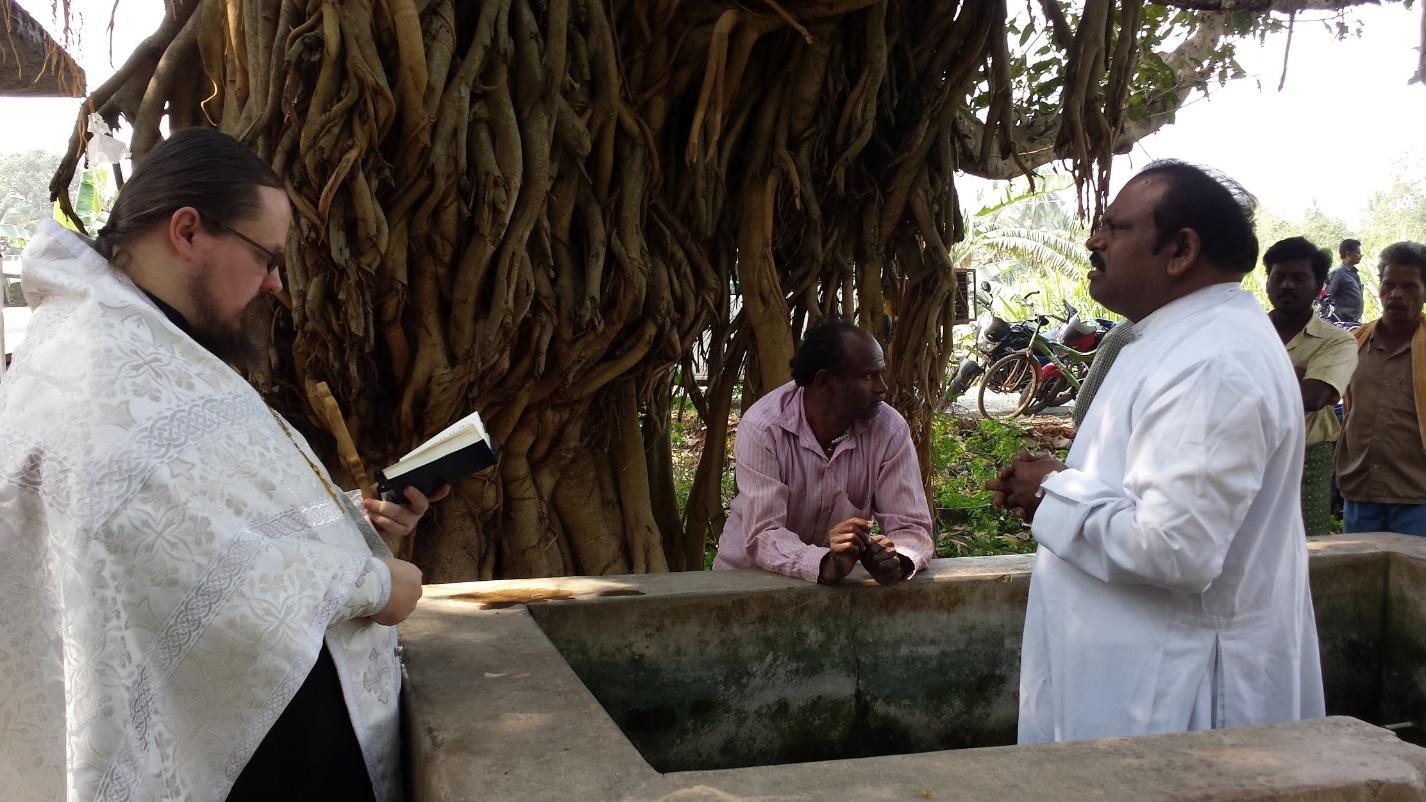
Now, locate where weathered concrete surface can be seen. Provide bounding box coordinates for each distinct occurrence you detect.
[527,561,1029,771]
[1383,551,1426,729]
[401,534,1426,801]
[621,717,1426,802]
[1310,550,1388,723]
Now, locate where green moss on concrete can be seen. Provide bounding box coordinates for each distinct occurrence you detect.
[524,552,1408,774]
[530,578,1027,772]
[1382,555,1426,727]
[1310,553,1389,723]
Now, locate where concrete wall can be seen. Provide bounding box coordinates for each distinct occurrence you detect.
[529,563,1028,770]
[533,548,1412,772]
[1311,551,1388,723]
[400,535,1426,801]
[1383,553,1426,730]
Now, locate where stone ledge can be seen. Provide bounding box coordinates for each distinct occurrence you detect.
[401,533,1426,801]
[417,533,1426,610]
[623,717,1426,802]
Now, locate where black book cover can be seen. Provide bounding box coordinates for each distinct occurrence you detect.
[376,438,497,499]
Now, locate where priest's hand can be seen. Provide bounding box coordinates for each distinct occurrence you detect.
[819,519,870,584]
[861,534,911,585]
[374,557,423,625]
[363,484,452,543]
[986,448,1066,523]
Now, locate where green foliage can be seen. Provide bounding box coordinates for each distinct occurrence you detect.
[0,223,29,242]
[985,3,1282,131]
[0,151,62,225]
[1255,204,1354,268]
[0,151,65,255]
[0,153,114,254]
[54,167,114,235]
[1361,175,1426,250]
[927,415,1049,558]
[958,184,1115,324]
[669,394,738,570]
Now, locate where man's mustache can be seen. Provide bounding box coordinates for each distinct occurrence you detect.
[1089,252,1106,271]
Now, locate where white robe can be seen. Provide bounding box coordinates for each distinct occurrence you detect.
[1020,284,1325,744]
[0,222,403,801]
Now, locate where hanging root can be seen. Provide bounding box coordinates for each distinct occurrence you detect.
[50,0,1326,579]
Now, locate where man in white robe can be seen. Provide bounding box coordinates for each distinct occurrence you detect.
[989,160,1325,743]
[0,128,442,801]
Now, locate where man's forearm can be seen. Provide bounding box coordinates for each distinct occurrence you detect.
[745,527,829,584]
[1299,378,1337,413]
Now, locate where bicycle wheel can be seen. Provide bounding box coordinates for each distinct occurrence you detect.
[978,352,1041,419]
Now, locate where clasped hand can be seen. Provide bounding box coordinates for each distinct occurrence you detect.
[819,518,906,585]
[985,448,1065,523]
[364,484,452,626]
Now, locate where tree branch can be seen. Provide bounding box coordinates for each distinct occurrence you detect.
[1152,0,1382,10]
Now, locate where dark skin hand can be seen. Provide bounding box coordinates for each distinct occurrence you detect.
[985,448,1066,523]
[860,533,914,585]
[819,518,870,584]
[1293,366,1338,413]
[818,518,915,584]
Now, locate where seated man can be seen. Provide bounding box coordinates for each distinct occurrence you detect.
[714,317,933,584]
[1263,236,1358,536]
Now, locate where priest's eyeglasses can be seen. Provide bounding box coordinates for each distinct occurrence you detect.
[211,219,284,275]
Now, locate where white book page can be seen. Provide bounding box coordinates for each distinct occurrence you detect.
[385,430,489,478]
[399,410,489,462]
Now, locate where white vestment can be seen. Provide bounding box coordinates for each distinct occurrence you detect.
[1020,284,1325,743]
[0,222,403,801]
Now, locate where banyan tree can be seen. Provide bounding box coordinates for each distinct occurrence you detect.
[48,0,1425,580]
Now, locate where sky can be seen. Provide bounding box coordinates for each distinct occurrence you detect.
[3,0,165,150]
[1113,3,1426,228]
[3,0,1424,228]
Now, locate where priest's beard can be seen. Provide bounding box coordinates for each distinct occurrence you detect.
[188,284,267,372]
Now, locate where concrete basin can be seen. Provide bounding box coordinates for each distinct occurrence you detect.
[399,533,1426,801]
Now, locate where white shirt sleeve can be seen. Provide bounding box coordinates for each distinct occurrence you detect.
[1031,360,1277,593]
[336,556,393,621]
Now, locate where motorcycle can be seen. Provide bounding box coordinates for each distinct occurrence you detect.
[1315,296,1362,333]
[941,283,1039,408]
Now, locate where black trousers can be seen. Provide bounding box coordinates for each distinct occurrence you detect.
[227,646,376,802]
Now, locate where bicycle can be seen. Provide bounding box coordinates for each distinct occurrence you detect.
[941,285,1040,410]
[977,309,1100,420]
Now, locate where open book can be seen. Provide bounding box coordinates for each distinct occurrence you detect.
[376,410,497,499]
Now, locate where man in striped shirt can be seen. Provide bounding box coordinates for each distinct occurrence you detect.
[713,317,934,584]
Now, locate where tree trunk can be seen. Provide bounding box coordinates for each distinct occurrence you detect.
[50,0,1306,580]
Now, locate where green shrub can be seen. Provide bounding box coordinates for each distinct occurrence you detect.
[927,414,1067,558]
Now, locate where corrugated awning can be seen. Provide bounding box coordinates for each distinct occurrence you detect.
[0,0,85,97]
